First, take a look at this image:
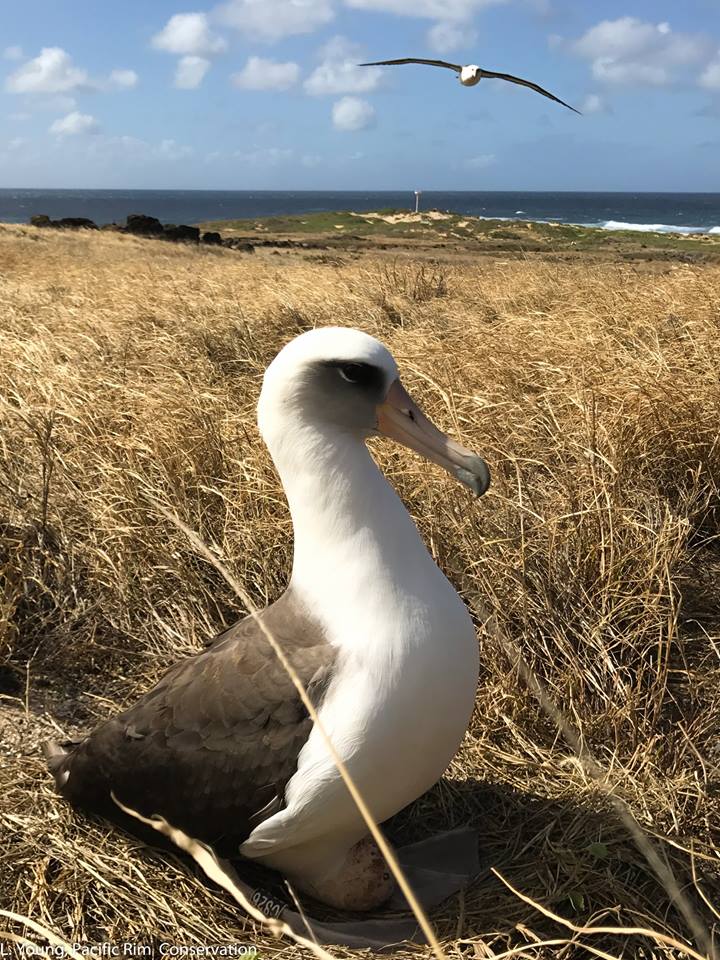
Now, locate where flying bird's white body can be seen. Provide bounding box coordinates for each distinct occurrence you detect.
[460,65,482,86]
[359,57,580,113]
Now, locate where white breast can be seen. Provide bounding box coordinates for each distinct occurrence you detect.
[460,65,482,86]
[241,437,479,877]
[242,583,478,876]
[241,406,478,879]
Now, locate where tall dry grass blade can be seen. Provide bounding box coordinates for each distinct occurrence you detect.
[0,910,85,960]
[482,613,717,960]
[492,869,710,960]
[114,798,337,960]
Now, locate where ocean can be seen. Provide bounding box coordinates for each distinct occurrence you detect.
[1,189,719,235]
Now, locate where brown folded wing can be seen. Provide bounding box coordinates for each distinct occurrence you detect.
[47,591,335,852]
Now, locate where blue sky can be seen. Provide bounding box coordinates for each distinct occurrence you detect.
[1,0,719,190]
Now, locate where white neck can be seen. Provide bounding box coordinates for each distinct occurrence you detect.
[265,421,449,642]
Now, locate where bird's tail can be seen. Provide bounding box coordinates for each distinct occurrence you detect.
[42,739,75,794]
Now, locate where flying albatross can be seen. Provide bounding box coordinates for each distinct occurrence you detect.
[44,327,490,911]
[360,58,580,113]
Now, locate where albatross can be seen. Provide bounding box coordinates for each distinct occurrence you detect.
[360,58,580,113]
[45,327,490,911]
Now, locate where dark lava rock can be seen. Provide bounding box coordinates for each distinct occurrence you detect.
[30,214,97,230]
[163,224,200,242]
[222,238,255,253]
[101,222,123,231]
[202,231,222,245]
[253,239,295,249]
[56,217,98,230]
[126,213,164,236]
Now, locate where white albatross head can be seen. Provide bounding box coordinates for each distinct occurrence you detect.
[258,326,490,496]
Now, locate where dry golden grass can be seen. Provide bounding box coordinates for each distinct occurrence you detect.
[1,223,719,958]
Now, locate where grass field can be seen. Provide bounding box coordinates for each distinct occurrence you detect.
[0,221,718,959]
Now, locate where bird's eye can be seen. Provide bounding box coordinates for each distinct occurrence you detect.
[338,363,372,385]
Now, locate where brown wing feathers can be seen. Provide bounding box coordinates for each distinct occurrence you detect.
[359,58,461,71]
[479,69,581,114]
[45,591,335,853]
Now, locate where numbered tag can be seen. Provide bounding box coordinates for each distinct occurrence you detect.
[251,888,285,919]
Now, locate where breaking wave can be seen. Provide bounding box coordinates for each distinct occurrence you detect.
[600,220,720,236]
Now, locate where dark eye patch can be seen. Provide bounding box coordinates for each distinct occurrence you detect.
[322,360,385,393]
[339,363,376,385]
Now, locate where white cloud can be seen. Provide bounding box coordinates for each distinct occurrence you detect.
[49,111,99,137]
[3,46,23,61]
[572,18,712,87]
[6,47,91,94]
[43,96,79,113]
[233,56,300,90]
[153,13,227,55]
[592,59,665,86]
[175,56,211,89]
[344,0,504,20]
[581,93,609,114]
[304,36,382,95]
[700,52,720,90]
[254,119,278,137]
[523,0,554,15]
[465,153,496,169]
[318,34,354,58]
[5,48,136,99]
[215,0,335,42]
[107,135,147,153]
[7,137,26,151]
[332,95,375,130]
[89,135,193,159]
[158,138,194,159]
[427,21,476,53]
[109,69,139,89]
[234,145,295,165]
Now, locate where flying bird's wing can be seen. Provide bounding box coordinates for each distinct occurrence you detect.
[359,58,462,72]
[480,69,581,113]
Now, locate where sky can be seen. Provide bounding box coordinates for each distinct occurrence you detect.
[1,0,719,191]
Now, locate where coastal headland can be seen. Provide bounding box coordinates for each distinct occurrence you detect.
[19,207,720,265]
[199,208,720,263]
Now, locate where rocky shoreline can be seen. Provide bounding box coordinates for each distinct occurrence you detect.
[29,212,260,251]
[27,212,336,254]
